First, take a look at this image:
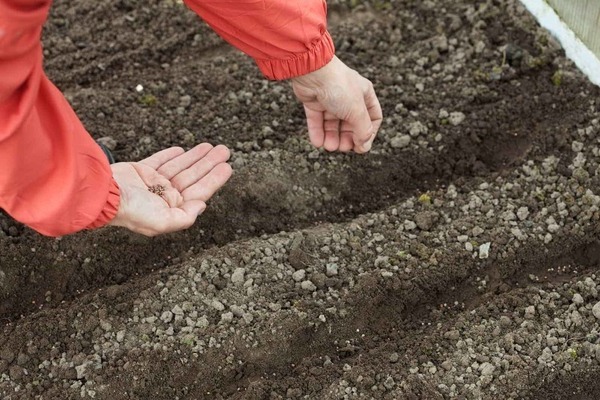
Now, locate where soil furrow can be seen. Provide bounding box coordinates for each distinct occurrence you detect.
[0,75,581,321]
[3,113,600,398]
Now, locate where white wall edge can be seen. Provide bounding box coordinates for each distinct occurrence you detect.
[520,0,600,86]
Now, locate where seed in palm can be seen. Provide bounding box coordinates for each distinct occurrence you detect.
[148,184,165,197]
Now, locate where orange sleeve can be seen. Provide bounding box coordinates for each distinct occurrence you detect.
[183,0,335,80]
[0,0,120,237]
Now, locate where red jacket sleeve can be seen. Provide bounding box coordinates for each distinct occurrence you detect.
[0,0,119,237]
[183,0,335,80]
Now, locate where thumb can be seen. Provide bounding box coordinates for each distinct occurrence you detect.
[348,104,374,153]
[165,200,207,233]
[181,200,207,219]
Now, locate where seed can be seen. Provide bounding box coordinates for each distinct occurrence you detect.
[148,184,165,197]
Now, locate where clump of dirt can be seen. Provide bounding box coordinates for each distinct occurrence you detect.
[1,0,600,398]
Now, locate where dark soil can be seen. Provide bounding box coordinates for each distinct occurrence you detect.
[1,0,600,398]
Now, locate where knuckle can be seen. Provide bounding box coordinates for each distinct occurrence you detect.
[171,176,184,191]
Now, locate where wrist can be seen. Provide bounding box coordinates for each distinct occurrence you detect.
[291,56,341,86]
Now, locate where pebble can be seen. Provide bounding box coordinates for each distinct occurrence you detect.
[180,95,192,108]
[100,320,112,331]
[212,300,225,311]
[516,207,529,221]
[230,305,244,317]
[480,362,495,376]
[404,220,417,230]
[221,312,234,323]
[231,268,246,285]
[242,313,254,324]
[479,242,491,259]
[292,270,306,282]
[8,365,22,381]
[572,293,584,305]
[499,316,512,327]
[524,306,536,319]
[592,302,600,319]
[547,223,560,233]
[472,226,484,236]
[391,135,411,148]
[172,305,184,316]
[572,141,584,152]
[326,264,339,277]
[301,280,317,291]
[415,211,438,231]
[383,376,396,389]
[441,360,453,371]
[197,316,210,328]
[161,311,173,323]
[75,364,88,380]
[449,112,465,126]
[408,121,427,137]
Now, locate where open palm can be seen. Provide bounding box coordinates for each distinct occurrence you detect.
[109,144,232,236]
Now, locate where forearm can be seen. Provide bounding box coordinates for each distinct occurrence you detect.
[0,0,119,236]
[183,0,335,80]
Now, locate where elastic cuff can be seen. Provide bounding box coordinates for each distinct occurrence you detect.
[255,31,336,81]
[86,177,120,230]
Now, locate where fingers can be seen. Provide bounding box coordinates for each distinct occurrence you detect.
[180,200,207,219]
[170,200,207,231]
[306,81,381,153]
[348,105,373,151]
[323,112,341,151]
[155,143,214,179]
[304,106,326,148]
[339,126,354,153]
[140,147,185,170]
[295,56,382,154]
[152,200,207,236]
[352,81,382,154]
[171,145,231,192]
[182,163,233,201]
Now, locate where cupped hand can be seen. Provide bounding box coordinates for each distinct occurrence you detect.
[109,144,232,236]
[291,56,383,153]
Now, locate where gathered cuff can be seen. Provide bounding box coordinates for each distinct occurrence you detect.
[86,177,120,230]
[255,30,335,81]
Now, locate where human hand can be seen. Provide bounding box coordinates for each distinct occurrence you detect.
[109,144,232,236]
[291,56,383,153]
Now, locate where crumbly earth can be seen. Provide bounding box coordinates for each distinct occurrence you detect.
[1,0,600,398]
